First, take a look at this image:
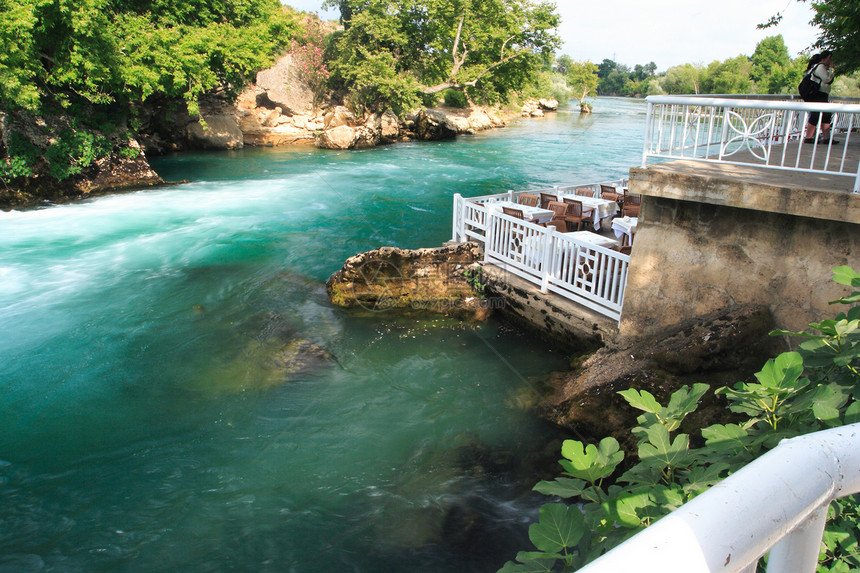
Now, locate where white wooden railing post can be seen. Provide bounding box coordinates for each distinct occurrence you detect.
[452,193,463,242]
[642,101,653,167]
[540,226,554,293]
[483,210,496,264]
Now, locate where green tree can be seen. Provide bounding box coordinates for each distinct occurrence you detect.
[661,63,702,94]
[0,0,298,113]
[555,54,573,76]
[565,60,598,112]
[325,0,560,114]
[750,35,791,93]
[761,0,859,75]
[701,55,754,94]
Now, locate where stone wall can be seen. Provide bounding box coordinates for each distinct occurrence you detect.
[620,165,860,339]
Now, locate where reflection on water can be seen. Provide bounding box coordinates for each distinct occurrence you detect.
[0,98,646,571]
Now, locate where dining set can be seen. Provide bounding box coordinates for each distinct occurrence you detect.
[496,184,640,254]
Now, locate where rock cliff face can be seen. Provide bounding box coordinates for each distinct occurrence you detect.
[138,54,539,153]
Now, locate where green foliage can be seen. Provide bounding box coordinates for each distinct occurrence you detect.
[502,267,860,572]
[0,0,298,113]
[44,128,112,181]
[808,0,860,75]
[327,0,560,114]
[463,267,487,298]
[564,60,598,103]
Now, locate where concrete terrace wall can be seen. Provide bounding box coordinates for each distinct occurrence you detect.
[620,162,860,339]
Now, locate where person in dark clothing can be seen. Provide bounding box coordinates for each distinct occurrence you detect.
[802,51,838,144]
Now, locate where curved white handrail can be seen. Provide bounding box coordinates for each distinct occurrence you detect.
[576,423,860,573]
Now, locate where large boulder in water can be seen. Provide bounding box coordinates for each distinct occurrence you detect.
[415,109,459,140]
[326,243,492,319]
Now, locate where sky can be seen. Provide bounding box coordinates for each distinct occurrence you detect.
[283,0,821,71]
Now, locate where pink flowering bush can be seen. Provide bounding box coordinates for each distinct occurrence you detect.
[290,19,330,104]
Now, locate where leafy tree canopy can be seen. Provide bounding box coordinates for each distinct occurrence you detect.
[324,0,561,114]
[0,0,299,114]
[760,0,859,74]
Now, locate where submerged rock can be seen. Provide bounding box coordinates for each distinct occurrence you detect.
[272,339,334,379]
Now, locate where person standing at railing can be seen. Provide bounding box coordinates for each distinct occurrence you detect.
[801,51,839,144]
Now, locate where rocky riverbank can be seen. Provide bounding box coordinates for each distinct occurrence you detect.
[0,50,559,209]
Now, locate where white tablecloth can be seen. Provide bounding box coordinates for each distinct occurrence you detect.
[564,231,621,249]
[611,216,638,240]
[556,195,619,230]
[489,200,555,224]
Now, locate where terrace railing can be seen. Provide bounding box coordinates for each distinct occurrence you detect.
[452,183,630,322]
[575,422,860,573]
[642,95,860,193]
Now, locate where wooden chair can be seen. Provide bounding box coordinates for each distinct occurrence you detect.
[502,206,525,219]
[622,193,641,217]
[562,198,594,231]
[545,219,567,233]
[600,188,620,202]
[518,193,539,207]
[546,200,571,232]
[539,192,556,209]
[575,187,595,198]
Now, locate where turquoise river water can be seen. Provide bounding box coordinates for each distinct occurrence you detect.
[0,98,647,572]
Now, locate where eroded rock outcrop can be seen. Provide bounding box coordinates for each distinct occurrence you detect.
[0,110,163,208]
[530,304,780,450]
[521,98,559,117]
[326,242,492,319]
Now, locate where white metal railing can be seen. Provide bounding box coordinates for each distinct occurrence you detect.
[642,95,860,193]
[576,423,860,573]
[477,208,629,321]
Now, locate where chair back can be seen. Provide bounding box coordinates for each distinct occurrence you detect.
[518,193,539,207]
[575,187,595,198]
[600,184,617,195]
[539,192,556,209]
[622,203,640,217]
[562,198,583,217]
[601,189,619,202]
[502,206,525,219]
[546,200,569,218]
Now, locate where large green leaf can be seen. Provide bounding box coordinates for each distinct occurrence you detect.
[533,477,587,499]
[528,503,585,554]
[833,266,860,288]
[602,491,650,528]
[618,388,662,414]
[638,424,690,470]
[559,437,623,482]
[754,352,804,391]
[665,383,709,421]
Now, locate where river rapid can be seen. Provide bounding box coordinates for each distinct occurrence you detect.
[0,98,647,572]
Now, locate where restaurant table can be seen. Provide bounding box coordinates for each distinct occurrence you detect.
[488,200,555,224]
[555,195,619,230]
[611,216,638,244]
[564,231,621,249]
